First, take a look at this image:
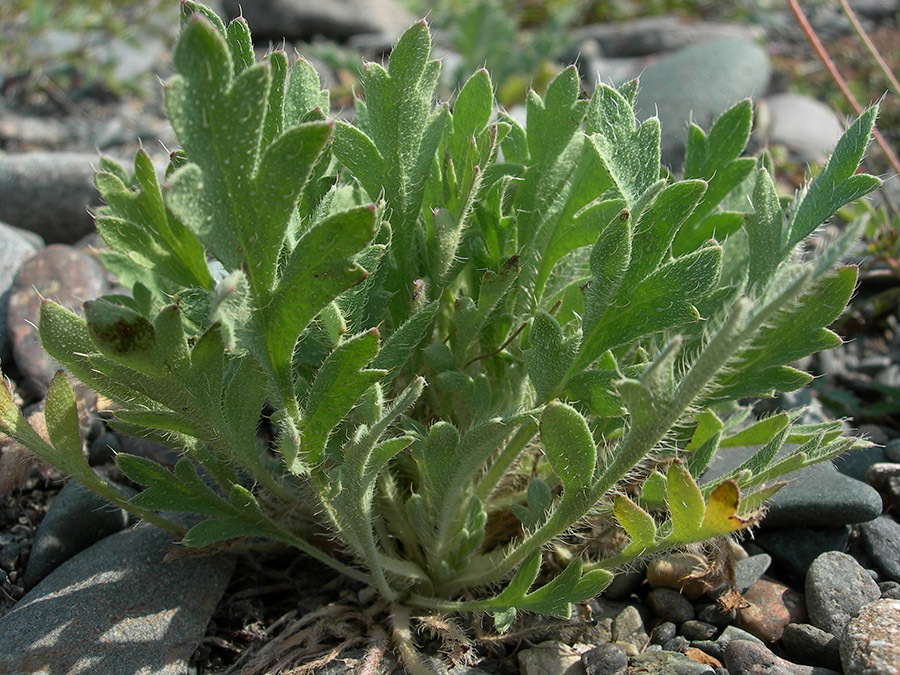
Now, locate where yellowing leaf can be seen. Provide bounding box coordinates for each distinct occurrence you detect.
[700,481,754,535]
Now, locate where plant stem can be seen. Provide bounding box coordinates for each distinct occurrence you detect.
[390,603,438,675]
[474,420,538,502]
[787,0,900,175]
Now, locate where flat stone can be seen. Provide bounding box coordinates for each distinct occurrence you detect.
[0,524,234,674]
[629,650,716,674]
[0,152,100,243]
[841,599,900,675]
[221,0,414,42]
[6,244,107,397]
[754,526,851,583]
[692,625,763,661]
[759,461,882,529]
[805,551,881,636]
[781,623,842,671]
[859,516,900,583]
[611,605,649,650]
[762,93,844,162]
[632,39,770,167]
[23,480,130,589]
[736,577,806,642]
[724,640,840,675]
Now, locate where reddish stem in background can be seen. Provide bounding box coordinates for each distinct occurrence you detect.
[839,0,900,100]
[787,0,900,176]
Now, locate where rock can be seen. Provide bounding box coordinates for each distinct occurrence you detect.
[632,39,770,167]
[651,621,677,645]
[570,17,764,58]
[664,636,691,652]
[0,222,41,365]
[841,598,900,675]
[6,245,107,397]
[647,587,695,625]
[805,551,882,636]
[87,430,122,466]
[865,462,900,491]
[724,640,841,675]
[0,524,234,674]
[781,623,842,671]
[697,604,736,628]
[736,578,806,642]
[848,0,900,20]
[0,153,101,243]
[221,0,414,43]
[600,565,644,600]
[693,625,763,661]
[646,552,709,600]
[681,620,718,641]
[23,480,130,589]
[611,605,649,651]
[518,641,585,675]
[754,526,851,582]
[0,112,72,151]
[833,443,887,482]
[759,460,882,528]
[761,94,844,162]
[734,554,772,594]
[581,643,627,675]
[859,516,900,583]
[880,581,900,600]
[629,650,717,674]
[886,437,900,463]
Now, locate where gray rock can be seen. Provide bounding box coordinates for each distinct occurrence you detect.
[0,524,234,674]
[611,605,649,650]
[834,444,888,481]
[570,17,764,58]
[662,636,690,652]
[865,461,900,491]
[880,580,900,600]
[647,587,695,625]
[600,565,644,600]
[697,604,736,628]
[693,625,764,661]
[724,640,841,675]
[581,643,627,675]
[0,153,101,243]
[734,554,772,594]
[759,460,882,529]
[805,551,881,636]
[754,526,851,582]
[629,650,716,674]
[651,620,677,645]
[681,620,718,641]
[518,641,585,675]
[23,480,130,589]
[859,516,900,583]
[0,222,41,365]
[6,244,107,397]
[886,437,900,463]
[632,39,770,167]
[221,0,414,43]
[761,94,844,162]
[841,599,900,675]
[781,623,842,671]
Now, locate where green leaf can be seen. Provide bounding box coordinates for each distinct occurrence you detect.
[526,66,588,165]
[586,83,661,208]
[370,300,438,378]
[787,106,880,249]
[745,168,785,287]
[666,460,705,540]
[525,311,577,403]
[614,495,656,553]
[540,402,596,491]
[261,205,376,396]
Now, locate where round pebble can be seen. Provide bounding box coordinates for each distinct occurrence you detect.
[841,599,900,675]
[780,623,842,671]
[697,603,736,628]
[651,620,677,645]
[646,552,709,600]
[681,620,718,641]
[663,636,690,652]
[724,639,840,675]
[737,577,806,642]
[879,581,900,600]
[582,642,628,675]
[859,516,900,583]
[647,587,696,625]
[805,551,882,636]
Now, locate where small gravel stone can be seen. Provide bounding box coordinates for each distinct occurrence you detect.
[693,625,764,661]
[879,580,900,599]
[518,641,584,675]
[865,462,900,491]
[647,587,695,625]
[781,623,842,671]
[646,552,709,600]
[651,620,677,645]
[600,566,644,600]
[841,598,900,675]
[664,636,691,652]
[733,553,771,594]
[724,640,841,675]
[737,577,806,642]
[681,620,718,641]
[581,642,627,675]
[697,603,736,628]
[611,605,649,649]
[859,515,900,583]
[754,526,851,582]
[0,542,20,571]
[834,444,888,481]
[805,550,882,636]
[630,650,717,674]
